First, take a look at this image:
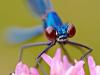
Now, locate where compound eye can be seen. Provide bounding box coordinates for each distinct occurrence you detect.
[45,26,56,41]
[67,23,76,38]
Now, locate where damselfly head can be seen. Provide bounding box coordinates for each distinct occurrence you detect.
[67,23,76,38]
[45,23,76,42]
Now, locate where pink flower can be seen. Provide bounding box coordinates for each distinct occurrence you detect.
[11,62,39,75]
[88,56,100,75]
[41,48,85,75]
[12,48,100,75]
[41,48,100,75]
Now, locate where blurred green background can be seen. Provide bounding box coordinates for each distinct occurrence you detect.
[0,0,100,75]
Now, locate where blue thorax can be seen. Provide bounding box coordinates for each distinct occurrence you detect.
[43,12,69,39]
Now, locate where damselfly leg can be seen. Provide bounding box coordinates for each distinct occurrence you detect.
[65,40,93,60]
[35,41,55,68]
[15,41,53,75]
[18,41,52,62]
[59,43,73,63]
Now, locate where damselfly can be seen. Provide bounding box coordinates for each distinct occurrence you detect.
[7,0,93,64]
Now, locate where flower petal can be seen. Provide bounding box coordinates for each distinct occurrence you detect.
[50,60,64,75]
[49,48,65,75]
[53,48,61,61]
[66,60,85,75]
[63,55,72,70]
[30,68,39,75]
[96,66,100,75]
[15,62,30,75]
[88,56,96,75]
[41,53,52,66]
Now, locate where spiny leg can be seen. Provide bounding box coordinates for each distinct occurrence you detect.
[59,43,73,63]
[65,40,93,60]
[35,41,55,68]
[36,58,47,75]
[9,41,52,75]
[18,41,52,62]
[35,41,55,75]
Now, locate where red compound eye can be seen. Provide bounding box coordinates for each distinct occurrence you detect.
[45,26,56,41]
[67,23,76,38]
